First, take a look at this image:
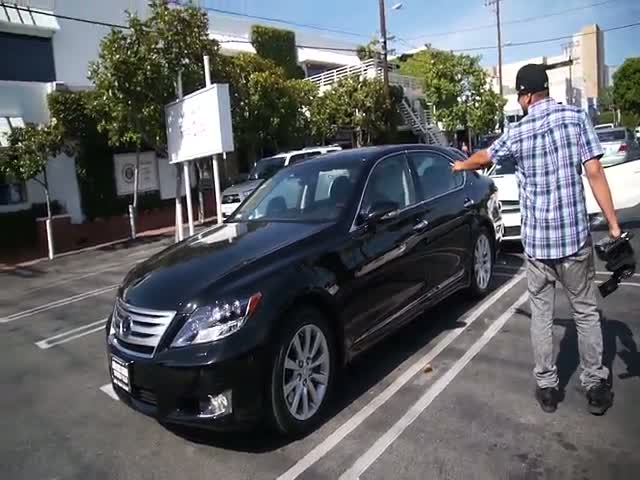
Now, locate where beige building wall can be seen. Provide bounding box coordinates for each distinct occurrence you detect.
[579,24,605,99]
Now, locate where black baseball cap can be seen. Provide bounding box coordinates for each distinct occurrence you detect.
[515,64,549,95]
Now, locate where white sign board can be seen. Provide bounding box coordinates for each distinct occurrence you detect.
[114,151,159,196]
[165,83,235,164]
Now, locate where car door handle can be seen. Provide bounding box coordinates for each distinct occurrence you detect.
[413,219,430,232]
[463,198,475,208]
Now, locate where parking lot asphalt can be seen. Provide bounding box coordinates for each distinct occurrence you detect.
[1,222,639,480]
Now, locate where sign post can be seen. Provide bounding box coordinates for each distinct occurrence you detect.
[174,72,184,242]
[165,71,234,238]
[204,55,224,224]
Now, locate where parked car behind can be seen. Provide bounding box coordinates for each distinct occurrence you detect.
[106,145,501,436]
[220,146,341,218]
[596,127,640,167]
[486,158,519,241]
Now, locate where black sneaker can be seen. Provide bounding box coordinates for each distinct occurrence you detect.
[587,382,614,416]
[535,387,559,413]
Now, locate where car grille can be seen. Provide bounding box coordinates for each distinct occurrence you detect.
[113,300,176,356]
[501,200,520,213]
[222,194,240,204]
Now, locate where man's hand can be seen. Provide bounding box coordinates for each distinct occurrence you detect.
[609,225,622,239]
[452,160,466,172]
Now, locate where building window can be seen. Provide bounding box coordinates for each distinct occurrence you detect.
[0,174,27,205]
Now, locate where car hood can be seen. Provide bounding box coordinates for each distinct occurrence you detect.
[490,174,519,201]
[222,179,263,196]
[120,221,332,310]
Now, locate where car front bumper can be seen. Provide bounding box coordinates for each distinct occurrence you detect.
[501,210,521,241]
[106,335,268,431]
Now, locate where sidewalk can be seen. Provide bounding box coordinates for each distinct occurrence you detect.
[0,217,218,271]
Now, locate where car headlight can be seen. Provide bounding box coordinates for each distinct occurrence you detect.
[171,293,262,348]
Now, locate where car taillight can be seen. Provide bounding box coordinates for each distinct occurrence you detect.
[618,143,628,152]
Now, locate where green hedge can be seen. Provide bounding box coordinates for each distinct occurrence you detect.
[251,25,305,79]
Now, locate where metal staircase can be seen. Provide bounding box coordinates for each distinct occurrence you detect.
[307,60,448,146]
[398,99,447,145]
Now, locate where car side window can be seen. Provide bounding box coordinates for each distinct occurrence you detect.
[408,151,463,201]
[361,154,416,214]
[288,153,307,165]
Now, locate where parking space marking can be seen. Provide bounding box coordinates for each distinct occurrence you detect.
[0,285,117,324]
[100,384,118,401]
[339,291,530,480]
[22,263,124,295]
[496,264,640,278]
[35,318,107,349]
[277,271,526,480]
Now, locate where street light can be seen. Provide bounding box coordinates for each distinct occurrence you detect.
[379,0,403,98]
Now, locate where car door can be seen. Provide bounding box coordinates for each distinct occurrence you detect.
[343,153,427,349]
[406,150,472,293]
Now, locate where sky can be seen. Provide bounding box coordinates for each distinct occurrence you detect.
[203,0,640,68]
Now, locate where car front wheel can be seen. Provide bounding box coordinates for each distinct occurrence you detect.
[269,307,336,436]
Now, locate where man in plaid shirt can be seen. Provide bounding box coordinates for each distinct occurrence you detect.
[453,64,621,415]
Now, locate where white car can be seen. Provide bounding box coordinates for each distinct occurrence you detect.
[486,159,521,241]
[595,128,640,168]
[486,154,640,242]
[220,146,342,217]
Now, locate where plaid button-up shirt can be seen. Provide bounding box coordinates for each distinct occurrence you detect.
[488,97,603,260]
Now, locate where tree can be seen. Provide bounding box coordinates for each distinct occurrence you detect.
[89,0,223,231]
[226,53,317,160]
[398,47,505,135]
[0,123,63,237]
[309,76,401,147]
[357,39,381,61]
[612,57,640,121]
[250,25,305,79]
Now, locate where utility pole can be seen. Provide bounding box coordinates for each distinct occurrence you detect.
[485,0,504,130]
[378,0,390,99]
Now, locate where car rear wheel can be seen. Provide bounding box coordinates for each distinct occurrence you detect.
[469,227,494,297]
[269,307,337,436]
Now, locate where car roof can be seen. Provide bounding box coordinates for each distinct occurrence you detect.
[290,144,455,169]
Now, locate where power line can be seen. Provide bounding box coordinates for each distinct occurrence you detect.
[403,0,617,41]
[177,1,371,39]
[450,20,640,52]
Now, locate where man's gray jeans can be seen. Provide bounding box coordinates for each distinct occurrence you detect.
[526,239,609,390]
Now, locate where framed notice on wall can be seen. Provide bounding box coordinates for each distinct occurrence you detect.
[113,151,159,196]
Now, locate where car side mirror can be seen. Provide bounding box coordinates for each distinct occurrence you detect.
[361,201,399,227]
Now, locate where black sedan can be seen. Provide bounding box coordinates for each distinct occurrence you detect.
[106,145,502,435]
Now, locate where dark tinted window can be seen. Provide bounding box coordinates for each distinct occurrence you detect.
[0,32,55,82]
[249,156,286,180]
[408,151,463,200]
[597,130,626,142]
[491,157,517,175]
[361,155,416,213]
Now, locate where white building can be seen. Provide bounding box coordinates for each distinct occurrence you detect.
[486,24,605,124]
[0,0,360,222]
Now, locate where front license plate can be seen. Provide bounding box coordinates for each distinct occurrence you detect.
[111,356,131,393]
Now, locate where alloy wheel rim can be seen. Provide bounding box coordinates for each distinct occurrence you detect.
[283,324,330,421]
[474,234,492,290]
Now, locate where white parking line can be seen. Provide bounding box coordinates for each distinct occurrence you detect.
[0,285,117,323]
[496,264,640,278]
[35,318,107,349]
[339,291,530,480]
[23,263,124,295]
[100,384,119,401]
[276,270,526,480]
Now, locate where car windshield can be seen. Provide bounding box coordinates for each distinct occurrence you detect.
[248,156,286,180]
[597,130,625,142]
[491,158,516,175]
[230,157,363,223]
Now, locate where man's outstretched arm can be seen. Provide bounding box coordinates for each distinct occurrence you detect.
[584,159,621,239]
[452,149,492,172]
